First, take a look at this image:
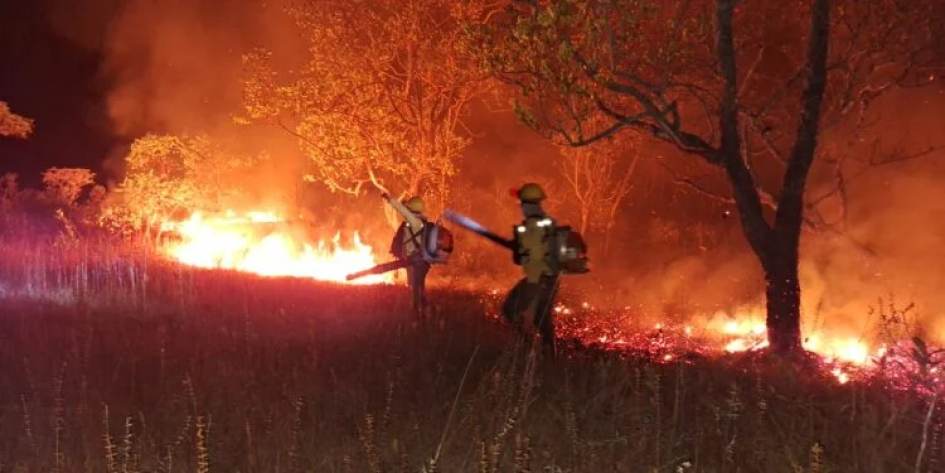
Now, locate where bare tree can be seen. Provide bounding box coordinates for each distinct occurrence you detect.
[556,135,639,256]
[469,0,944,353]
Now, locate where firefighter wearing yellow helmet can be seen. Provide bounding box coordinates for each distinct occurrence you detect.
[502,182,560,359]
[383,192,432,316]
[517,182,546,202]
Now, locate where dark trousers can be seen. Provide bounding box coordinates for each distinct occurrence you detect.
[405,260,430,315]
[501,275,559,357]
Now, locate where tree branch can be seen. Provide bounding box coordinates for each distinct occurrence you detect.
[594,100,721,162]
[564,44,721,159]
[773,0,831,239]
[716,0,772,255]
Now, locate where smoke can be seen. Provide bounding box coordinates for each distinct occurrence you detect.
[565,85,945,344]
[46,0,307,192]
[99,0,300,137]
[794,85,945,341]
[801,153,945,340]
[48,0,945,342]
[45,0,122,54]
[461,84,945,348]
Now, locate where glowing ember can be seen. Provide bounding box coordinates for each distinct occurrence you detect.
[516,299,939,389]
[831,368,850,384]
[160,211,393,284]
[700,318,881,383]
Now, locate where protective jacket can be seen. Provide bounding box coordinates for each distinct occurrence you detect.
[387,196,427,261]
[514,214,558,283]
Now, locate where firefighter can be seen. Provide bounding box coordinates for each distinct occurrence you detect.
[501,183,560,359]
[382,192,431,317]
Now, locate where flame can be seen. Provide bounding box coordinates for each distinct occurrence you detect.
[150,216,941,391]
[709,316,879,381]
[700,315,883,382]
[159,211,393,284]
[533,301,910,387]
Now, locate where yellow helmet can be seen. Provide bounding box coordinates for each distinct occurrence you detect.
[516,183,546,203]
[404,196,425,213]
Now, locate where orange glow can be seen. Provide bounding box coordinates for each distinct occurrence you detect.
[805,336,871,365]
[712,315,877,383]
[159,211,394,284]
[548,301,896,386]
[831,368,850,384]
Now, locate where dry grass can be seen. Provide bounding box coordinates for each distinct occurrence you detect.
[0,239,940,472]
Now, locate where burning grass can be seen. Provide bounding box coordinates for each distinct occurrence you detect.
[158,210,395,284]
[549,306,924,388]
[0,240,942,471]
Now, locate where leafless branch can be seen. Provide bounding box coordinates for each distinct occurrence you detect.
[740,110,787,166]
[564,45,721,159]
[595,100,721,161]
[738,46,767,100]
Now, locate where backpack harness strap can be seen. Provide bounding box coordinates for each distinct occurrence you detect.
[403,219,428,259]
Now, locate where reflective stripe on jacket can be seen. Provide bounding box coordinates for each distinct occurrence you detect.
[515,215,555,282]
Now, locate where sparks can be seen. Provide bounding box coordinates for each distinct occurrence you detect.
[538,300,934,390]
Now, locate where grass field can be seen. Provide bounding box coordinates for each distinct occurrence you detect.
[0,241,940,472]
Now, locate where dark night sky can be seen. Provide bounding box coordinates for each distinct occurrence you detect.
[0,0,118,187]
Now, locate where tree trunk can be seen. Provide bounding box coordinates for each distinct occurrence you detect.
[762,237,803,354]
[764,0,830,354]
[713,0,828,356]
